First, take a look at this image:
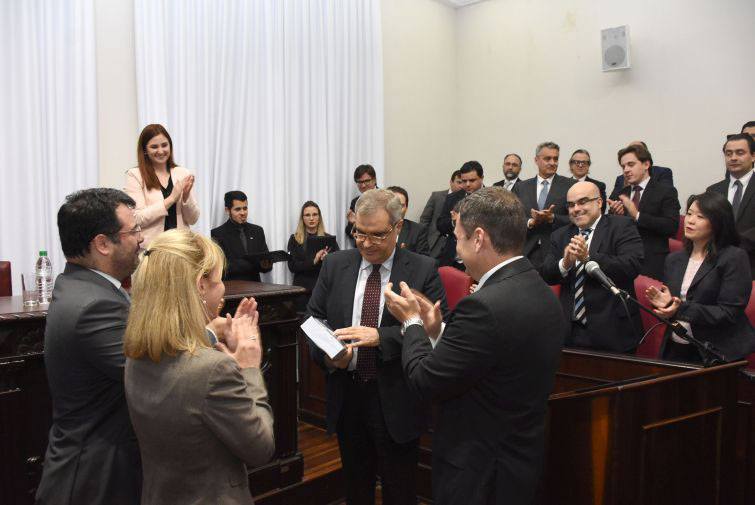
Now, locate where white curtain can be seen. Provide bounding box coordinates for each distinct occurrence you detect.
[134,0,384,284]
[0,0,98,293]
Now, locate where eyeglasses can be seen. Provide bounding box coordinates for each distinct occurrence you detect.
[352,223,397,244]
[566,197,600,209]
[355,178,375,186]
[569,160,591,166]
[117,226,143,236]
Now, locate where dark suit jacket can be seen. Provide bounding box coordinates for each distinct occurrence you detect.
[306,248,448,443]
[344,195,360,246]
[512,174,576,269]
[583,176,607,213]
[397,219,429,255]
[287,234,340,293]
[615,179,680,280]
[707,177,755,279]
[436,189,469,267]
[492,178,521,192]
[402,258,565,505]
[609,165,674,200]
[542,215,644,352]
[661,247,755,361]
[211,219,272,282]
[36,263,141,505]
[420,189,450,258]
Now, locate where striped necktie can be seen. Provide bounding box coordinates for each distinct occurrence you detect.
[573,228,592,325]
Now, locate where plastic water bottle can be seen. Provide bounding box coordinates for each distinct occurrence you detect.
[35,250,53,304]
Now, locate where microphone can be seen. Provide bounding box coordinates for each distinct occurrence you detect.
[584,261,621,296]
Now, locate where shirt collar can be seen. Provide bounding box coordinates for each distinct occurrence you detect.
[634,176,650,191]
[359,248,396,273]
[580,214,601,233]
[730,168,753,188]
[89,268,122,290]
[476,255,524,290]
[537,174,555,185]
[573,175,587,182]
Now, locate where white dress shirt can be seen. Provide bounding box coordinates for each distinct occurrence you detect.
[728,169,753,207]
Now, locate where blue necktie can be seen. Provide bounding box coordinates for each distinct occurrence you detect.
[538,180,550,210]
[573,228,592,325]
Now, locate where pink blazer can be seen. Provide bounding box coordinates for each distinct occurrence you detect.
[124,166,200,246]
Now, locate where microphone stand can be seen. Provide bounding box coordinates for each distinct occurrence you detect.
[604,287,727,367]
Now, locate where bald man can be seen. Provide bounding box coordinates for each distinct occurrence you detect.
[542,182,645,353]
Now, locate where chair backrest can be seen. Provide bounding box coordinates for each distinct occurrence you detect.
[634,275,667,359]
[745,282,755,371]
[0,261,11,297]
[675,214,685,241]
[549,284,561,298]
[438,266,473,312]
[668,238,684,253]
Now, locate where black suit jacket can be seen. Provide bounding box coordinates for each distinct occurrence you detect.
[211,220,272,282]
[344,195,360,246]
[512,174,576,269]
[707,177,755,279]
[542,215,644,352]
[492,178,521,192]
[583,176,607,213]
[609,165,674,200]
[397,219,429,255]
[401,258,565,505]
[436,189,468,267]
[615,179,680,279]
[306,248,448,443]
[661,247,755,361]
[36,264,141,505]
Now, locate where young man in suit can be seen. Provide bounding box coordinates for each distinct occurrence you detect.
[542,182,644,353]
[384,187,565,505]
[607,144,680,280]
[419,169,461,259]
[307,188,448,505]
[492,153,523,191]
[437,161,485,268]
[608,141,674,199]
[37,188,144,505]
[707,133,755,278]
[211,191,272,282]
[567,149,607,213]
[512,141,576,270]
[387,185,430,255]
[345,164,378,246]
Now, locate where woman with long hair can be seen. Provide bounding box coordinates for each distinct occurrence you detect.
[646,192,755,363]
[124,124,200,246]
[124,229,274,504]
[287,201,339,310]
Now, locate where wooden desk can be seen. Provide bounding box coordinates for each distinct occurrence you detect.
[0,280,306,505]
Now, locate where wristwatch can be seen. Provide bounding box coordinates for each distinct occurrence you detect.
[401,316,424,336]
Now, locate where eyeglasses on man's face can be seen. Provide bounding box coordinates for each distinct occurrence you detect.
[566,196,600,209]
[355,177,375,187]
[117,226,143,237]
[351,224,396,244]
[569,160,591,167]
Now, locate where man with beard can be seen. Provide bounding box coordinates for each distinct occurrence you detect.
[493,153,523,192]
[36,188,144,505]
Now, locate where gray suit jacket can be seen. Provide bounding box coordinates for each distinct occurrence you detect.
[126,348,274,505]
[419,189,450,258]
[36,263,141,505]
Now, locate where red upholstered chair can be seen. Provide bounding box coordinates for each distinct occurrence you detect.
[668,238,684,253]
[634,275,667,359]
[745,282,755,371]
[0,261,11,297]
[675,214,685,241]
[438,266,473,312]
[549,284,561,297]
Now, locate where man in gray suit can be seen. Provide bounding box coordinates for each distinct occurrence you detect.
[36,188,144,505]
[419,169,461,258]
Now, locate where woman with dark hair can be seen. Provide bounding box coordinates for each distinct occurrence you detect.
[287,201,339,310]
[646,192,755,363]
[124,124,200,246]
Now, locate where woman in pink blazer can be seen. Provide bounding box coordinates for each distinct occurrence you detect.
[125,124,200,246]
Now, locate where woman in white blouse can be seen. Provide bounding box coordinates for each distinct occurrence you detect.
[646,192,755,363]
[124,124,200,246]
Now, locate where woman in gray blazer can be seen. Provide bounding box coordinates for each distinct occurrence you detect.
[124,229,274,504]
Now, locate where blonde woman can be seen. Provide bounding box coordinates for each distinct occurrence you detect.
[124,229,274,504]
[124,124,200,246]
[286,201,339,308]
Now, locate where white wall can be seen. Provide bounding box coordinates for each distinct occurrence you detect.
[454,0,755,205]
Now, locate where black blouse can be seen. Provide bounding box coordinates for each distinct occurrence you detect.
[160,176,178,231]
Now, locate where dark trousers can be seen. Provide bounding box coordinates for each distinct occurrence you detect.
[663,339,702,364]
[337,377,418,505]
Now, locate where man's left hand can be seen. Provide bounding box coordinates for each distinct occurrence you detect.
[334,326,379,347]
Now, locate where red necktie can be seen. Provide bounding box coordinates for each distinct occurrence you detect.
[632,185,643,209]
[355,264,381,380]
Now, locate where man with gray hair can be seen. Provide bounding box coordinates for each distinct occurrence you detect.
[384,187,565,505]
[307,188,448,505]
[512,141,576,270]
